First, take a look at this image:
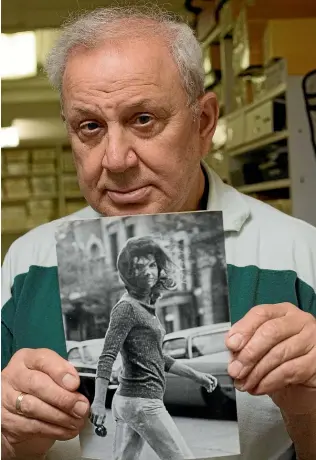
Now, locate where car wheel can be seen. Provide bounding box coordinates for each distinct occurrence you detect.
[201,385,237,420]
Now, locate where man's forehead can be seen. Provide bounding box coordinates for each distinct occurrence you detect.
[68,96,166,115]
[62,37,183,103]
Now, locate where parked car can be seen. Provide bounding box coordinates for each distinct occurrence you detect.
[162,323,236,418]
[66,338,121,406]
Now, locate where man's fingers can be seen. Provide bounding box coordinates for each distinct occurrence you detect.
[6,368,89,418]
[228,315,309,380]
[226,303,297,352]
[23,349,80,391]
[4,390,86,430]
[233,328,314,391]
[237,349,316,395]
[2,409,80,444]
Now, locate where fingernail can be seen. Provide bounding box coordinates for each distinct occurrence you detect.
[234,380,246,392]
[62,373,78,390]
[228,360,243,378]
[73,401,89,418]
[227,333,243,350]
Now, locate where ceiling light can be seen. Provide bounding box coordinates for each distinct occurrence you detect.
[1,127,20,148]
[1,31,37,79]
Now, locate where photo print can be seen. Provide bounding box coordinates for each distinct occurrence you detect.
[55,211,241,460]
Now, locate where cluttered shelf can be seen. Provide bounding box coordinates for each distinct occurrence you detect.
[236,178,290,194]
[226,130,289,157]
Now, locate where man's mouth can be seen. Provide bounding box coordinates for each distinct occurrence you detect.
[107,186,151,205]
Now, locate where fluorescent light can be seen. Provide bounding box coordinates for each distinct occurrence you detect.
[1,127,20,148]
[1,31,37,79]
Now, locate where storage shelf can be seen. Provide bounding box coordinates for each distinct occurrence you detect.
[2,194,57,203]
[201,25,221,48]
[227,130,289,157]
[225,83,287,122]
[2,225,34,235]
[64,191,84,199]
[2,172,58,179]
[236,178,291,194]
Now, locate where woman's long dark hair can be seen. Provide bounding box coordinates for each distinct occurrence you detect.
[117,236,178,304]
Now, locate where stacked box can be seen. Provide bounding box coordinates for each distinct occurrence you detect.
[5,150,29,176]
[31,148,56,175]
[63,175,81,194]
[2,205,27,231]
[62,151,76,172]
[3,178,30,198]
[66,200,86,215]
[31,176,57,196]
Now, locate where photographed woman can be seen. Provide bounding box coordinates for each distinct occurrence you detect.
[90,235,217,460]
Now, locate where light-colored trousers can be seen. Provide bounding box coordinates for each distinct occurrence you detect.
[112,393,194,460]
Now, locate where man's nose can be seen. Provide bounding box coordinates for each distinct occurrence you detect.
[102,124,138,173]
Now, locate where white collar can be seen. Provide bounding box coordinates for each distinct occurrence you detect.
[202,160,250,233]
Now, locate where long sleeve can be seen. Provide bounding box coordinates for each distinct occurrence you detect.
[163,353,176,372]
[96,302,135,380]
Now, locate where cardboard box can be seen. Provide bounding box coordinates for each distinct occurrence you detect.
[264,18,316,74]
[264,59,287,92]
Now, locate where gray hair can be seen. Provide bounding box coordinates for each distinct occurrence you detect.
[44,4,205,106]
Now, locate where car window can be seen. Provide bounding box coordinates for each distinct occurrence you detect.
[82,344,103,363]
[68,347,81,361]
[191,332,226,357]
[163,338,187,358]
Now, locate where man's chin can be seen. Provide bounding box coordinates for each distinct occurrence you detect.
[93,199,168,217]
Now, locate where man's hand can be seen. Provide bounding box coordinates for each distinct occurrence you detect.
[196,372,218,393]
[1,348,90,459]
[225,303,316,415]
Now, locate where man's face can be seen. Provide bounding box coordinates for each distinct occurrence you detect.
[62,34,218,216]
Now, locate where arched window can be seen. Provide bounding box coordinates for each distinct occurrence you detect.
[90,243,100,259]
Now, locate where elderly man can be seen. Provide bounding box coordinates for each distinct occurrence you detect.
[1,5,316,460]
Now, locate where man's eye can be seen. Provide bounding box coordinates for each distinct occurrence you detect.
[80,121,101,132]
[135,114,152,125]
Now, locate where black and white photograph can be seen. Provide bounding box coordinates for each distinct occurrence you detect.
[55,211,241,460]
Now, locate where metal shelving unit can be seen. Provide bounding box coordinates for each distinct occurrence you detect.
[202,9,316,228]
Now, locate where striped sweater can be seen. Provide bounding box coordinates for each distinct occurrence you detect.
[2,163,316,460]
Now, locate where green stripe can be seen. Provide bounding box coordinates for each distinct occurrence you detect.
[227,264,316,324]
[1,265,315,369]
[1,266,67,370]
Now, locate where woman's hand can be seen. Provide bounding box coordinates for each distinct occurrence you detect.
[90,400,107,426]
[1,348,89,460]
[196,372,218,393]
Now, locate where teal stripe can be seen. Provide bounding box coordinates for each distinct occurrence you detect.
[227,264,316,324]
[1,264,315,369]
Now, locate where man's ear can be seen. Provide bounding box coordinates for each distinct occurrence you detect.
[198,92,219,158]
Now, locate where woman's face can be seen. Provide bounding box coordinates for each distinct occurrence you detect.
[133,254,159,288]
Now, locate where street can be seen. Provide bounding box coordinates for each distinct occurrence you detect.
[80,407,240,459]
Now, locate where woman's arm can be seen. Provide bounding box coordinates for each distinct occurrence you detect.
[167,360,217,392]
[93,302,135,406]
